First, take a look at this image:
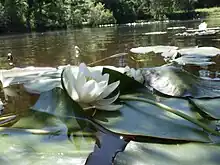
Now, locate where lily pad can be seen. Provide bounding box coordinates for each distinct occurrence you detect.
[175,30,219,37]
[172,56,216,66]
[142,65,220,98]
[0,110,95,165]
[102,68,146,95]
[178,47,220,57]
[0,66,58,88]
[31,75,211,142]
[167,26,186,30]
[31,88,88,129]
[94,99,211,142]
[190,98,220,119]
[143,32,167,35]
[130,46,178,54]
[115,141,220,165]
[23,77,61,94]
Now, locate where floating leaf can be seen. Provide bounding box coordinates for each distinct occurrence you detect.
[143,32,167,35]
[102,68,146,95]
[130,46,178,54]
[31,88,89,129]
[23,77,61,94]
[0,67,58,88]
[190,98,220,119]
[94,99,211,142]
[178,47,220,57]
[115,141,220,165]
[0,110,95,165]
[143,65,220,98]
[167,26,186,30]
[172,56,215,66]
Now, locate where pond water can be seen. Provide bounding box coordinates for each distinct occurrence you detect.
[0,19,220,72]
[1,19,220,165]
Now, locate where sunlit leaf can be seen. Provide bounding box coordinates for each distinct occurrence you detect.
[31,88,88,129]
[190,98,220,119]
[130,46,178,54]
[115,141,220,165]
[142,65,220,98]
[94,99,211,142]
[172,56,215,66]
[0,110,95,165]
[178,47,220,57]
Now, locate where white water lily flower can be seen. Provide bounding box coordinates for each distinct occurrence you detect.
[124,66,144,84]
[62,63,122,111]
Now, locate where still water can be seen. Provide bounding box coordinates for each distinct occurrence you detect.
[1,19,220,165]
[0,19,220,72]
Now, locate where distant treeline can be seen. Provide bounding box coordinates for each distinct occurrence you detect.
[0,0,219,33]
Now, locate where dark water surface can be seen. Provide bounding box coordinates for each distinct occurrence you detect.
[1,19,220,164]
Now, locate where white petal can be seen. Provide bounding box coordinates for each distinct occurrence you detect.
[98,80,120,99]
[95,104,123,111]
[79,63,92,77]
[90,71,101,81]
[131,68,136,77]
[63,66,79,101]
[96,91,120,105]
[97,81,108,93]
[80,80,97,103]
[101,73,109,82]
[76,71,86,93]
[124,66,130,72]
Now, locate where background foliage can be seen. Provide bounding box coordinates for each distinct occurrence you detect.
[0,0,219,32]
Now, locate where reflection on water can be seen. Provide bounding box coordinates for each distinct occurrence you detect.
[0,19,219,80]
[1,19,220,164]
[0,19,219,72]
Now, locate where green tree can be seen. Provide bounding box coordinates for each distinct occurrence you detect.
[4,0,28,32]
[87,2,116,26]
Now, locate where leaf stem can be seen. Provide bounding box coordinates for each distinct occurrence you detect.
[120,95,220,137]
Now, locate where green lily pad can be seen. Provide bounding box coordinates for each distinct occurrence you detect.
[178,47,220,57]
[31,88,90,130]
[130,46,178,54]
[102,68,146,95]
[0,110,95,165]
[115,141,220,165]
[190,98,220,120]
[31,79,211,142]
[31,88,85,118]
[94,99,211,142]
[172,56,215,66]
[142,65,220,98]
